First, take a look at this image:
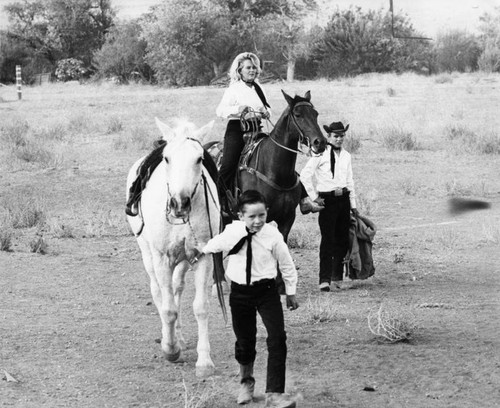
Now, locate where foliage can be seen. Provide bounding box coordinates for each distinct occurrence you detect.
[477,7,500,73]
[312,6,432,78]
[4,0,115,67]
[0,31,53,83]
[142,0,234,86]
[381,127,419,151]
[434,30,482,72]
[55,58,85,81]
[93,21,152,83]
[141,0,318,84]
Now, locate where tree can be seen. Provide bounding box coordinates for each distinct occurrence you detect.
[477,6,500,72]
[4,0,115,67]
[142,0,239,86]
[93,21,152,82]
[312,6,431,78]
[434,30,481,72]
[254,0,317,82]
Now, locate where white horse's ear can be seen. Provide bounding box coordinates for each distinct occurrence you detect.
[194,120,215,144]
[155,117,174,142]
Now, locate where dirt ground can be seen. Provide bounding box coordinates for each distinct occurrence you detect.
[1,195,499,407]
[1,76,500,407]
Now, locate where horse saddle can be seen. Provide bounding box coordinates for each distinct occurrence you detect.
[240,132,267,169]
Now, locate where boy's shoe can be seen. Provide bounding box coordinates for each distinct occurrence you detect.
[265,393,297,408]
[319,282,331,292]
[299,197,324,214]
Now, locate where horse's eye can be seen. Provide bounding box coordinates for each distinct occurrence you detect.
[196,157,202,164]
[164,157,169,164]
[293,109,302,117]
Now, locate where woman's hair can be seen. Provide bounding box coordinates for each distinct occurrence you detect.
[237,189,267,211]
[229,52,262,84]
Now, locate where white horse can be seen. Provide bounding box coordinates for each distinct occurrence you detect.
[126,118,220,378]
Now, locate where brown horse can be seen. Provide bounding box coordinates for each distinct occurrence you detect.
[238,90,327,242]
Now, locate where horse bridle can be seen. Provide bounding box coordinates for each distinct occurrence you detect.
[164,137,206,224]
[269,101,317,155]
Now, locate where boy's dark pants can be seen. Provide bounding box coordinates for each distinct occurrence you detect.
[230,279,287,393]
[318,193,351,283]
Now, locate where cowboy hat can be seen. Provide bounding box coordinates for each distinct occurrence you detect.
[323,121,349,134]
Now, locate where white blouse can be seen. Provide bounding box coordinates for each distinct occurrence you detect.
[216,80,272,120]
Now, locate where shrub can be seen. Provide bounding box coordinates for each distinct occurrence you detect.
[29,234,48,254]
[381,127,419,151]
[55,58,86,82]
[33,123,67,141]
[478,39,500,73]
[0,221,14,251]
[368,302,416,343]
[11,141,63,168]
[445,125,500,154]
[434,30,481,72]
[3,195,46,229]
[106,117,124,134]
[0,120,30,146]
[305,295,339,323]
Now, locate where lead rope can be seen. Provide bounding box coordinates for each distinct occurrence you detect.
[201,172,228,324]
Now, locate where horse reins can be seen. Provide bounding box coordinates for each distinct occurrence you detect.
[267,101,316,155]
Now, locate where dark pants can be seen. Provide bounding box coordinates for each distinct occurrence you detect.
[230,279,287,393]
[218,120,245,197]
[318,192,351,283]
[218,120,308,200]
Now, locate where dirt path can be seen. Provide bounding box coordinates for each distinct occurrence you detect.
[1,233,499,407]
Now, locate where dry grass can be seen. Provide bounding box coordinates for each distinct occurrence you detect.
[1,195,47,229]
[367,302,417,343]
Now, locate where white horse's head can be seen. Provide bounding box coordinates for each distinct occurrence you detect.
[155,118,214,219]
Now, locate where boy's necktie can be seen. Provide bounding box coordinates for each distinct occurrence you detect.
[328,143,336,179]
[227,228,255,285]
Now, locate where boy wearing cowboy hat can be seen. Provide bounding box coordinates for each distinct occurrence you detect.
[300,121,359,292]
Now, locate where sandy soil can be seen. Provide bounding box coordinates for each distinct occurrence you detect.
[1,207,499,407]
[1,75,500,407]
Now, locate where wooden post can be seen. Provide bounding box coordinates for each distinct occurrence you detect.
[16,65,22,100]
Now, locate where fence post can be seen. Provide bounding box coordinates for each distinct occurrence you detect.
[16,65,22,100]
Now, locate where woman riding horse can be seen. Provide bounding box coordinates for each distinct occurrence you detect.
[216,52,323,217]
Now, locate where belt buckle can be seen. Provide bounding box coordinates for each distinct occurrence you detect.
[334,188,343,196]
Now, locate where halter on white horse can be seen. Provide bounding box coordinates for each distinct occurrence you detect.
[126,118,222,378]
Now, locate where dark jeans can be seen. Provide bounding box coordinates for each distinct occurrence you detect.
[230,279,287,393]
[218,120,308,200]
[318,193,351,283]
[218,120,245,197]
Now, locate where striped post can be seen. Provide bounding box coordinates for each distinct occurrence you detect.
[16,65,22,100]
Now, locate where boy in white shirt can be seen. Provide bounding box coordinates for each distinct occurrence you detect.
[192,189,298,407]
[300,121,359,292]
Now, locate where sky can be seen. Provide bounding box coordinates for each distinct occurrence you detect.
[1,0,499,38]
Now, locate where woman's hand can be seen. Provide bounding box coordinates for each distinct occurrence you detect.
[238,105,250,114]
[258,107,270,119]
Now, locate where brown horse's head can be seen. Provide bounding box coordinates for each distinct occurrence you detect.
[282,90,327,154]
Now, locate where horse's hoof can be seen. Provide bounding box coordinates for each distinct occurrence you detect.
[163,348,181,362]
[195,364,215,378]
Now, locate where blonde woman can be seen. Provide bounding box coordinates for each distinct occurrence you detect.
[216,52,271,211]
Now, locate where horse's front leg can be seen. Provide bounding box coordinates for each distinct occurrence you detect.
[153,252,182,362]
[172,262,189,349]
[192,255,215,378]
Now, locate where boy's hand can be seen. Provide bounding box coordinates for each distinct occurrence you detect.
[314,197,325,206]
[286,295,299,311]
[187,247,204,265]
